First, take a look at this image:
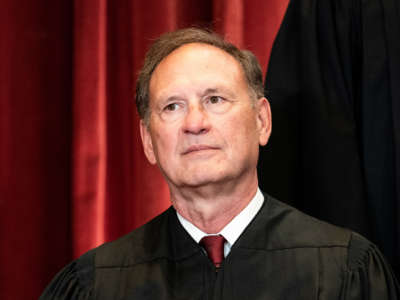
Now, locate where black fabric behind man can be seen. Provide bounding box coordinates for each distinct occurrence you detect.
[259,0,400,276]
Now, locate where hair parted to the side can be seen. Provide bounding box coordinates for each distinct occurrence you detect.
[135,27,264,123]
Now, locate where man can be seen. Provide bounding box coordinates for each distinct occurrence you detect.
[41,28,399,299]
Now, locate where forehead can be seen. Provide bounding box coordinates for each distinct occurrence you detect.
[149,43,247,101]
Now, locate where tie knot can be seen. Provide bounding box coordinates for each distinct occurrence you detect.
[200,235,225,269]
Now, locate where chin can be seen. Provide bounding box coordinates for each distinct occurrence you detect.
[179,170,232,188]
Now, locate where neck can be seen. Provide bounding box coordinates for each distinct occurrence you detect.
[169,172,259,233]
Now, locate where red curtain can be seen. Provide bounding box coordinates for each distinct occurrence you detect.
[0,1,287,298]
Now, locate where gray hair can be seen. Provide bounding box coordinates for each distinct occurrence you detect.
[135,27,264,123]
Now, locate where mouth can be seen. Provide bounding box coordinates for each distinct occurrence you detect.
[182,145,219,155]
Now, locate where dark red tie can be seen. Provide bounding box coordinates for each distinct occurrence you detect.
[200,235,225,269]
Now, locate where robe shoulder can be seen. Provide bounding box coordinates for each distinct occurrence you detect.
[39,249,95,300]
[94,206,175,267]
[342,232,400,299]
[258,196,400,299]
[258,195,354,250]
[39,207,175,299]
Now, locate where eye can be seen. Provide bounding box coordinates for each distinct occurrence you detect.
[208,96,224,104]
[204,95,232,114]
[160,101,185,122]
[164,103,180,111]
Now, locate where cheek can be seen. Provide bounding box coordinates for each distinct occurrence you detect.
[229,113,259,153]
[151,128,178,161]
[221,117,250,150]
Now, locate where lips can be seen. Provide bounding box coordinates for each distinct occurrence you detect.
[182,145,219,155]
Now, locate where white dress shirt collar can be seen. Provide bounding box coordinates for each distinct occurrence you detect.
[176,188,264,256]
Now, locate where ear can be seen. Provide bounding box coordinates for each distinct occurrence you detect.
[256,97,272,146]
[140,120,157,165]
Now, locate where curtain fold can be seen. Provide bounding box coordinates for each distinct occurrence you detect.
[0,1,74,298]
[72,0,108,257]
[213,0,245,47]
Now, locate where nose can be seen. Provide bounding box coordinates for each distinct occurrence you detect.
[182,103,211,135]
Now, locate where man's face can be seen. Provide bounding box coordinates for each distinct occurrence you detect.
[140,43,271,189]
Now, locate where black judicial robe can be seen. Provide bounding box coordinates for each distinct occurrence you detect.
[40,195,399,299]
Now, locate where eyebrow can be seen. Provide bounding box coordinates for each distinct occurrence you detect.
[200,87,236,99]
[156,86,237,106]
[162,95,182,103]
